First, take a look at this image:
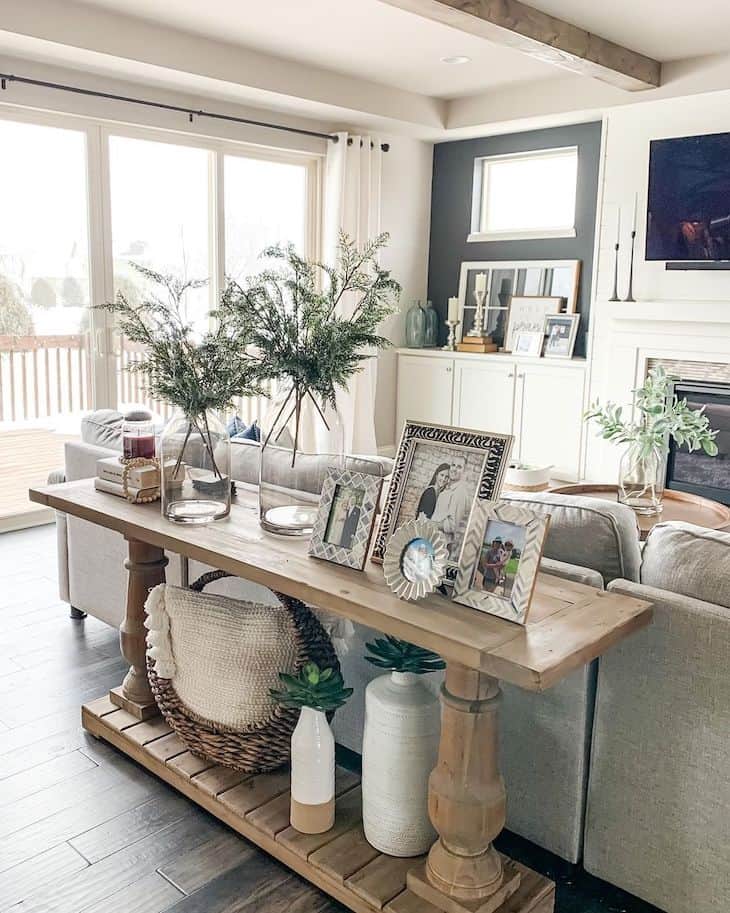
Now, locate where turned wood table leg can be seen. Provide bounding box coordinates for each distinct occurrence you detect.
[109,537,168,720]
[408,663,524,913]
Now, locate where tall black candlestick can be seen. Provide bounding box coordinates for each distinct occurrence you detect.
[624,230,636,302]
[609,242,620,302]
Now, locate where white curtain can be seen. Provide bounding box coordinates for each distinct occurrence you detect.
[323,132,383,456]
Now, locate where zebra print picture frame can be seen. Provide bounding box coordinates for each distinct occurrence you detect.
[452,500,550,624]
[371,421,513,584]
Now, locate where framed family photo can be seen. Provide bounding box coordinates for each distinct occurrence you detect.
[513,330,543,357]
[543,313,579,359]
[383,519,449,601]
[452,501,550,624]
[309,468,383,570]
[371,421,513,583]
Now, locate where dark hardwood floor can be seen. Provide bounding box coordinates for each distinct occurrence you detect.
[0,524,661,913]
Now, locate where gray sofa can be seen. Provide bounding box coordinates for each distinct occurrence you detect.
[584,521,730,913]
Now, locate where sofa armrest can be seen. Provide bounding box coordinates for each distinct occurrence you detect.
[64,440,120,482]
[540,556,604,590]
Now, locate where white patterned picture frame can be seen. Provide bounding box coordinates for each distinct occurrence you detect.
[452,500,550,625]
[383,519,449,601]
[308,468,383,570]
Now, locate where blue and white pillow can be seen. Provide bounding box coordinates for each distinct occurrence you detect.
[227,415,261,442]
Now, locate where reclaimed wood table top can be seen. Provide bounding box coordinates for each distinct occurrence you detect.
[30,479,652,693]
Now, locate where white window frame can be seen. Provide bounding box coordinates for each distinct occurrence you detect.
[468,146,578,244]
[0,103,323,409]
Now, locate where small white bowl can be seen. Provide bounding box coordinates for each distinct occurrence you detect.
[505,463,553,490]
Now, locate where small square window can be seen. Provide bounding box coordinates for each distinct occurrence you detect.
[469,147,578,243]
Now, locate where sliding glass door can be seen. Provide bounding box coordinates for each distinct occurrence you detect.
[0,117,97,526]
[0,107,321,529]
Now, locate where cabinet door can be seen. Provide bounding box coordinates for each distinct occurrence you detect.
[396,356,454,437]
[453,360,516,438]
[516,365,585,480]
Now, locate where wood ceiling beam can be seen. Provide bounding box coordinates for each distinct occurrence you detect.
[378,0,661,91]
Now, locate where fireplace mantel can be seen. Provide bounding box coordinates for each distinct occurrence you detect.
[604,300,730,324]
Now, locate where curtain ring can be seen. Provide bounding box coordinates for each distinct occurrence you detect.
[347,137,354,146]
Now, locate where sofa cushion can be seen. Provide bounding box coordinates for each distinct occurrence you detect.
[502,491,641,584]
[232,438,392,490]
[641,521,730,609]
[81,409,124,450]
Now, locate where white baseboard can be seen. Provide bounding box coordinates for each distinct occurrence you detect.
[0,508,55,534]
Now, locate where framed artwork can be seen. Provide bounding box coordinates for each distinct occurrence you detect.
[456,260,581,346]
[504,296,563,352]
[543,313,579,359]
[452,500,550,624]
[383,519,449,601]
[309,468,383,570]
[371,421,514,584]
[513,330,543,357]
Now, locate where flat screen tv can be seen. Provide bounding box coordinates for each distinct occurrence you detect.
[647,131,730,262]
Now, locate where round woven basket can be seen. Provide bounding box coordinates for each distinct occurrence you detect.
[147,569,338,773]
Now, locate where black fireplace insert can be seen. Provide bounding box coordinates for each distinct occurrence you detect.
[666,379,730,505]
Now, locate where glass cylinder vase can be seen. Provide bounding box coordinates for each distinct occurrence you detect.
[618,442,666,516]
[159,408,231,524]
[259,383,344,536]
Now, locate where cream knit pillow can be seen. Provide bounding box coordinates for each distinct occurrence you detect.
[145,584,300,730]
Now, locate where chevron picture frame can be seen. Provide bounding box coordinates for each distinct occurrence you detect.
[308,467,383,570]
[452,500,550,624]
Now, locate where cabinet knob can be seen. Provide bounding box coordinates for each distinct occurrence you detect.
[446,366,452,373]
[517,372,525,379]
[507,372,514,378]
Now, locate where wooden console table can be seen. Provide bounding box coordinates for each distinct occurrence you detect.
[30,480,653,913]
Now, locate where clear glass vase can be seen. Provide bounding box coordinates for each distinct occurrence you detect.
[259,383,344,536]
[618,442,666,516]
[159,408,231,524]
[405,300,426,348]
[422,300,439,348]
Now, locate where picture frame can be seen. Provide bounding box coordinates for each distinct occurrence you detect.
[452,500,550,624]
[456,260,581,346]
[383,519,449,601]
[371,420,513,584]
[543,313,580,360]
[504,296,564,352]
[308,468,383,570]
[513,330,543,357]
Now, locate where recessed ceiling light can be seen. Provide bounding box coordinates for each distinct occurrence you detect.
[440,55,471,65]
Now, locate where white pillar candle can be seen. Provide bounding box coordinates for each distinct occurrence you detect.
[615,207,621,244]
[631,193,638,232]
[447,297,459,322]
[475,273,487,292]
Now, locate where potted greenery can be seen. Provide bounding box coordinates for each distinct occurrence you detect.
[585,366,718,515]
[270,662,352,835]
[218,231,401,536]
[361,636,445,856]
[101,264,262,523]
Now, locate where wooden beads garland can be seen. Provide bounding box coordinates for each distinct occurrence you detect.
[120,456,161,504]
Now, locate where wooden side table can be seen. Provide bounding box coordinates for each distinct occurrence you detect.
[30,480,653,913]
[551,484,730,541]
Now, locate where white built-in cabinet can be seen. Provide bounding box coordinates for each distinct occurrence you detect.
[396,350,587,481]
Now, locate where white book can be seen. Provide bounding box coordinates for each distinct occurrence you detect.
[94,477,159,500]
[96,456,160,489]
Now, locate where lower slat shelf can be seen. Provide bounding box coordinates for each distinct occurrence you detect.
[82,696,554,913]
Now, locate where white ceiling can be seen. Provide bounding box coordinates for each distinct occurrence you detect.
[74,0,562,98]
[527,0,730,61]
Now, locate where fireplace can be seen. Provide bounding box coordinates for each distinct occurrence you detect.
[666,379,730,505]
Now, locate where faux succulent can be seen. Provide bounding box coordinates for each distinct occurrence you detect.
[585,365,719,459]
[270,662,353,713]
[365,635,445,675]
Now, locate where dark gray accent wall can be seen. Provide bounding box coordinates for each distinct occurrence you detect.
[427,121,602,357]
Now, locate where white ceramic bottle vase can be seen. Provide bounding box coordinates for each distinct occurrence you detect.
[290,706,335,834]
[362,671,441,856]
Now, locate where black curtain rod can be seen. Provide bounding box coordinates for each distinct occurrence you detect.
[0,72,390,151]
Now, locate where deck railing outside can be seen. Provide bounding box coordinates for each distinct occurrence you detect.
[0,334,91,423]
[0,333,273,427]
